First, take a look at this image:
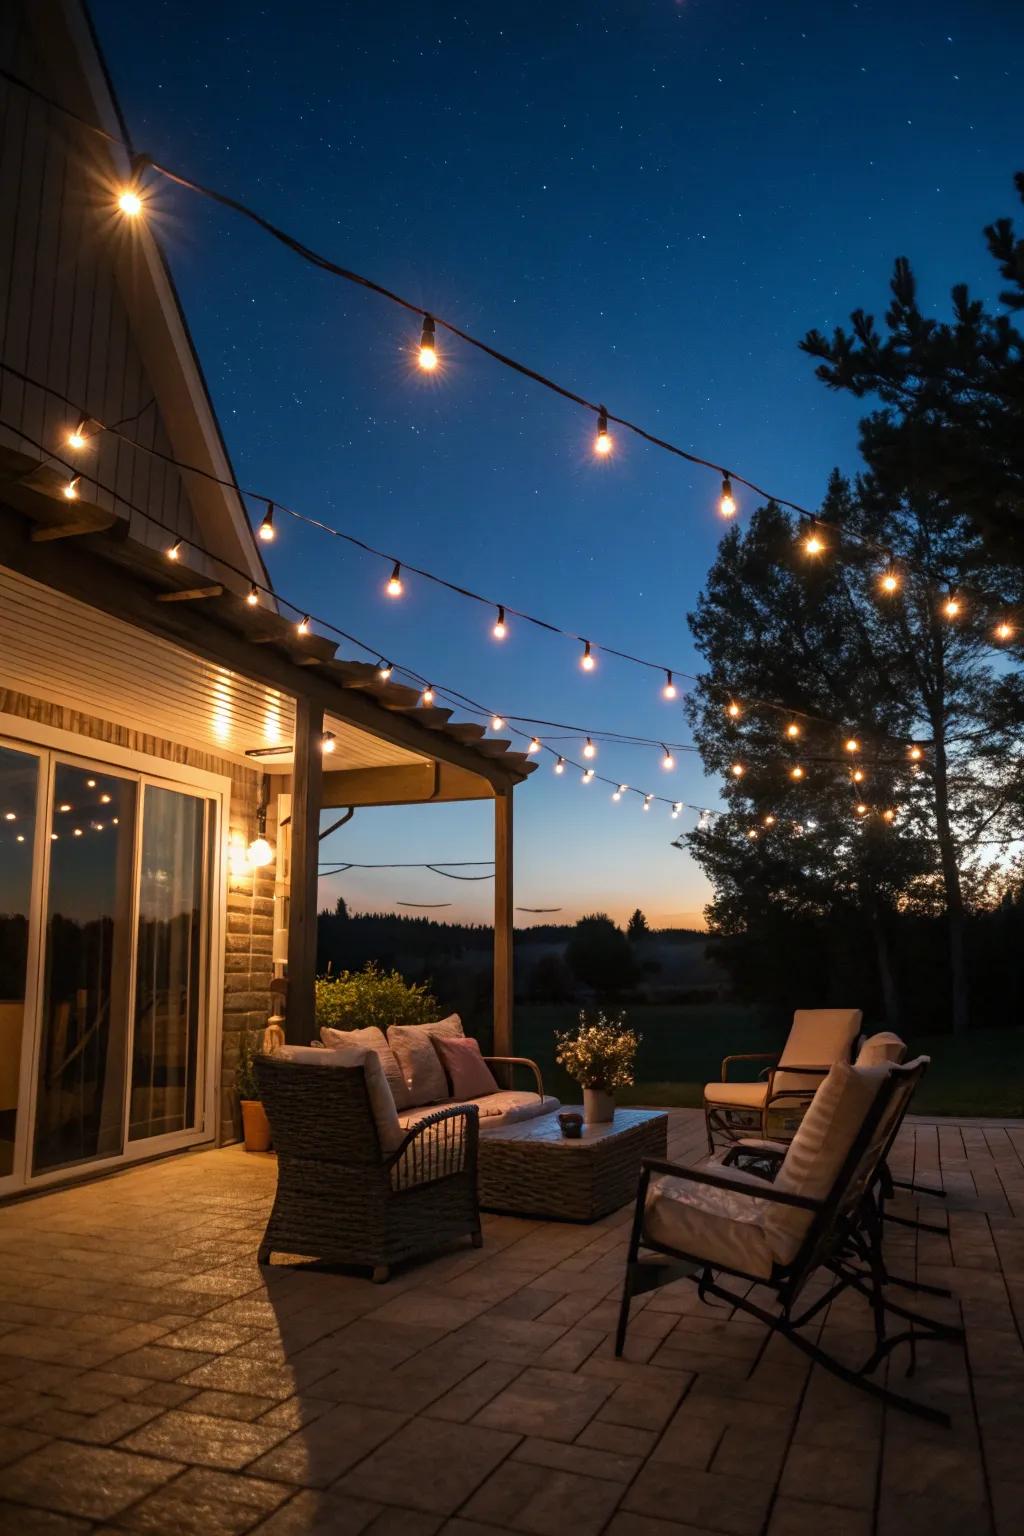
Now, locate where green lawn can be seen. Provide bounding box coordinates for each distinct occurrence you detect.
[512,1003,1024,1119]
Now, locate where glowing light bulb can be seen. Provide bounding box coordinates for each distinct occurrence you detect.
[747,828,758,839]
[580,640,596,671]
[785,722,800,739]
[908,745,922,761]
[63,477,80,500]
[99,794,111,805]
[855,803,868,816]
[643,795,652,811]
[246,584,259,606]
[3,812,14,822]
[386,562,403,597]
[612,789,622,801]
[16,834,24,843]
[73,828,83,837]
[790,765,804,780]
[118,187,142,217]
[257,504,275,542]
[852,769,864,783]
[583,738,596,759]
[594,406,612,456]
[86,779,96,788]
[247,836,274,869]
[995,621,1014,641]
[880,570,900,594]
[943,595,961,619]
[554,757,565,774]
[662,747,675,770]
[377,661,393,680]
[764,814,776,827]
[845,738,860,754]
[491,715,505,731]
[727,701,741,719]
[297,615,310,635]
[66,422,89,450]
[528,737,541,754]
[718,476,737,517]
[882,808,896,823]
[804,533,824,556]
[582,768,595,783]
[663,670,677,700]
[418,314,437,371]
[321,732,336,754]
[58,804,71,813]
[730,763,744,778]
[493,606,507,639]
[672,803,681,818]
[421,685,435,706]
[167,540,183,561]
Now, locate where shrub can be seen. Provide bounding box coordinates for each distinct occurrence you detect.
[315,961,439,1033]
[235,1029,262,1101]
[555,1009,642,1090]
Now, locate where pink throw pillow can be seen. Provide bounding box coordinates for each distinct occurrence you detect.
[433,1035,499,1099]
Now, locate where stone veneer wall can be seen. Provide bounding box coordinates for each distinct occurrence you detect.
[0,689,276,1147]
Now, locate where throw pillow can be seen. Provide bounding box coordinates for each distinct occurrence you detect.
[433,1035,499,1100]
[272,1044,403,1151]
[320,1024,412,1109]
[387,1015,464,1107]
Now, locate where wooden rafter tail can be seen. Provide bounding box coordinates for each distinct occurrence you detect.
[155,584,224,602]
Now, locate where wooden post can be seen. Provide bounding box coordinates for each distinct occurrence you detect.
[286,696,323,1043]
[493,786,514,1057]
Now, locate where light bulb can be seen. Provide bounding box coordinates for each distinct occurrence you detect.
[663,670,677,700]
[612,789,622,801]
[377,661,393,680]
[943,595,961,619]
[3,812,14,822]
[421,685,435,706]
[718,476,737,518]
[583,738,596,759]
[582,768,595,783]
[882,808,896,823]
[790,765,804,780]
[528,737,541,754]
[619,784,629,795]
[86,779,96,788]
[418,314,437,371]
[643,795,652,811]
[386,562,403,597]
[662,747,675,770]
[908,745,922,761]
[581,640,596,671]
[99,793,111,804]
[118,187,142,217]
[297,615,310,635]
[804,533,824,556]
[66,422,88,450]
[321,732,336,754]
[594,406,612,456]
[246,584,259,606]
[672,802,682,818]
[852,769,864,783]
[844,738,860,754]
[785,722,800,738]
[257,504,275,542]
[730,763,744,777]
[995,621,1014,641]
[880,570,899,594]
[167,540,182,561]
[247,836,274,869]
[747,828,758,839]
[491,715,505,731]
[726,701,741,719]
[764,814,776,827]
[74,828,83,837]
[554,757,565,774]
[855,803,868,815]
[63,477,80,500]
[493,606,507,639]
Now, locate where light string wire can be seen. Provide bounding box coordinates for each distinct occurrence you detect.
[2,68,1019,650]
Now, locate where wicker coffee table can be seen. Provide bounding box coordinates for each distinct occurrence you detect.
[478,1107,668,1222]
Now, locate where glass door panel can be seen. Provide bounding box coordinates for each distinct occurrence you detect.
[33,765,137,1176]
[129,785,207,1141]
[0,745,39,1179]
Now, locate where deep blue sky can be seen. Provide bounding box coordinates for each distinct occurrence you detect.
[93,0,1024,926]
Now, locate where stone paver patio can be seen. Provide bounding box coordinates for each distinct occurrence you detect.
[0,1109,1022,1536]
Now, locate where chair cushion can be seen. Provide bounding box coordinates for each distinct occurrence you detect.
[272,1044,404,1152]
[644,1162,776,1279]
[855,1031,906,1067]
[765,1061,887,1264]
[398,1090,560,1131]
[433,1035,499,1099]
[319,1024,413,1109]
[387,1016,464,1107]
[772,1008,863,1097]
[704,1080,768,1109]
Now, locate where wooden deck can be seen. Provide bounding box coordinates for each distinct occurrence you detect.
[0,1108,1021,1535]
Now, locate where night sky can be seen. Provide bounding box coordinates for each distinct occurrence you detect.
[92,0,1024,927]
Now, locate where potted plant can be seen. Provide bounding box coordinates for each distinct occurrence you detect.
[236,1029,272,1152]
[555,1010,641,1124]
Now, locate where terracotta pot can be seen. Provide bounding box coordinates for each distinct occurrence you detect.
[583,1088,615,1124]
[241,1099,272,1152]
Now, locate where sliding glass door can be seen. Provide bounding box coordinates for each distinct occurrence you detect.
[0,744,40,1186]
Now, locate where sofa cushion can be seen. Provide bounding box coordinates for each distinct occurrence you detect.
[387,1016,464,1106]
[398,1090,560,1132]
[773,1008,862,1096]
[272,1043,403,1152]
[319,1024,413,1109]
[643,1162,776,1279]
[704,1080,768,1109]
[764,1061,887,1265]
[433,1035,499,1099]
[855,1031,906,1067]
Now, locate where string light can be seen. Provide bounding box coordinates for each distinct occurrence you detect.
[377,660,393,680]
[491,714,505,731]
[880,569,900,594]
[594,406,612,457]
[167,540,183,561]
[995,621,1015,641]
[845,738,860,754]
[246,584,259,606]
[943,594,961,619]
[662,746,675,770]
[583,737,597,759]
[804,533,825,556]
[257,503,275,542]
[855,803,868,815]
[418,314,437,371]
[785,722,800,739]
[852,768,865,783]
[493,606,507,639]
[386,562,403,598]
[790,765,804,780]
[321,731,336,754]
[63,476,80,500]
[554,757,565,774]
[718,476,737,518]
[730,763,745,778]
[117,186,143,217]
[296,615,310,635]
[421,685,435,705]
[882,808,896,823]
[726,701,742,719]
[747,827,758,839]
[528,737,541,754]
[643,794,652,811]
[908,745,922,761]
[663,670,677,700]
[672,802,682,818]
[764,814,776,826]
[612,788,622,801]
[66,421,89,450]
[582,768,595,783]
[580,640,596,671]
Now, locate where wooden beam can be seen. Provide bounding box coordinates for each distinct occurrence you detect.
[493,787,514,1057]
[155,584,224,603]
[321,761,494,808]
[285,696,323,1044]
[31,515,118,542]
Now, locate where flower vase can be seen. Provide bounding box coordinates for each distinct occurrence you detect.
[583,1088,615,1124]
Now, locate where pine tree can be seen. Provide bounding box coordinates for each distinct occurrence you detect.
[626,908,650,942]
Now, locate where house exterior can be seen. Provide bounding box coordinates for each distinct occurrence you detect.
[0,0,533,1200]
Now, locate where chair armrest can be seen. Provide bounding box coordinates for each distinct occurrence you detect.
[724,1138,788,1164]
[765,1064,831,1105]
[483,1055,545,1097]
[721,1051,778,1083]
[640,1156,821,1211]
[387,1104,479,1190]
